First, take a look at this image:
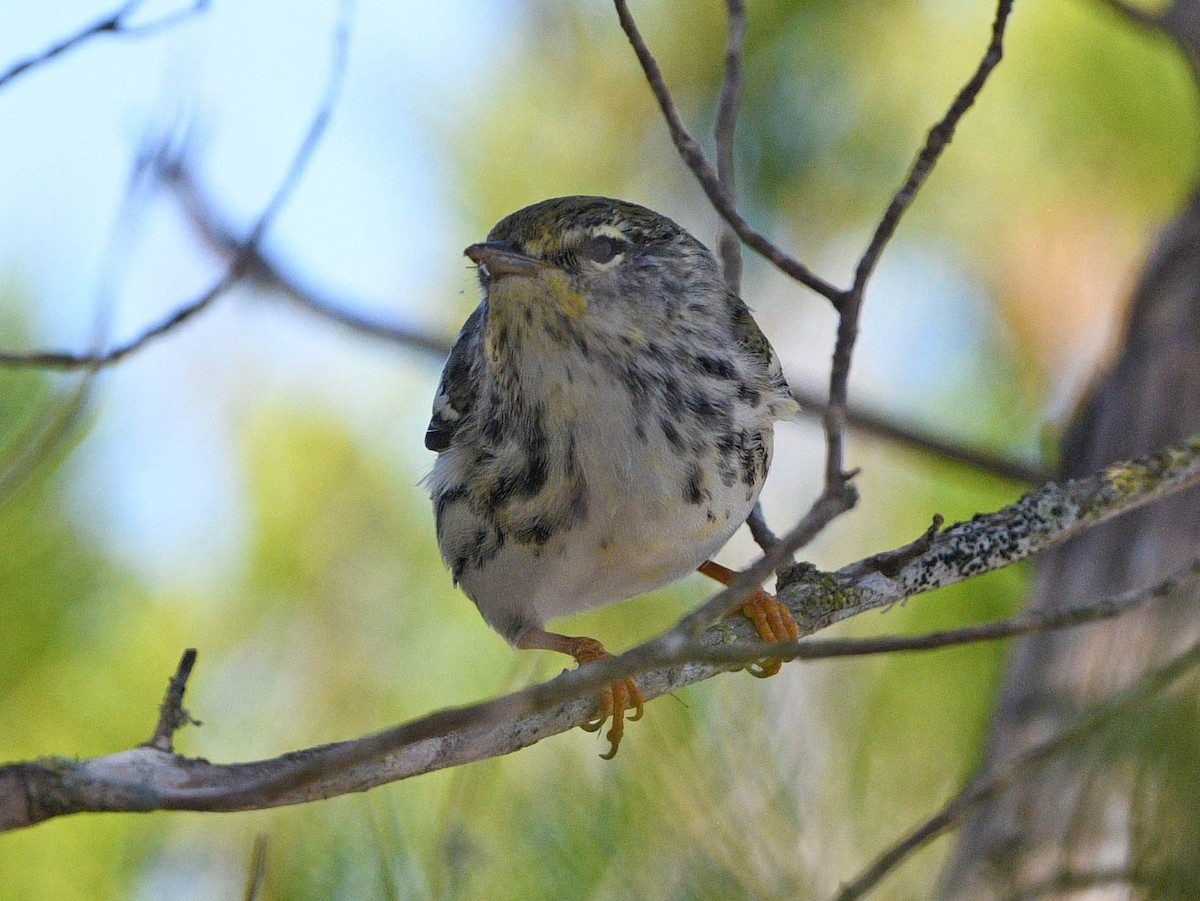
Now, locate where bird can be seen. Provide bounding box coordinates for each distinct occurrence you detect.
[424,196,799,757]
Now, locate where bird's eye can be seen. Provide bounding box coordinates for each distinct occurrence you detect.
[586,235,621,265]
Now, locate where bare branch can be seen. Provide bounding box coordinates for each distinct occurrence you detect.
[613,0,841,301]
[160,158,453,359]
[0,0,209,91]
[144,649,199,753]
[241,834,268,901]
[0,121,173,503]
[745,502,779,552]
[613,0,1015,566]
[1,434,1197,831]
[713,0,747,294]
[850,0,1014,294]
[0,0,354,371]
[834,637,1200,901]
[824,0,1014,493]
[790,383,1044,484]
[708,0,780,557]
[0,272,238,370]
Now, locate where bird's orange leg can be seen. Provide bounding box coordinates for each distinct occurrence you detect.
[516,628,644,759]
[698,560,799,678]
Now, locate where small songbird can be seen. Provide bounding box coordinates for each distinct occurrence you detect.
[425,196,799,757]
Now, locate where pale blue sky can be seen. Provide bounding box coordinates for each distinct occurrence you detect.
[0,1,516,588]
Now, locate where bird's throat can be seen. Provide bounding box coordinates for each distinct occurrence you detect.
[484,270,587,362]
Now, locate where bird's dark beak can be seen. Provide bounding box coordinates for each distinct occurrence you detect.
[464,242,545,280]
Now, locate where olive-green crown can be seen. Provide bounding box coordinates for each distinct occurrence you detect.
[486,196,697,260]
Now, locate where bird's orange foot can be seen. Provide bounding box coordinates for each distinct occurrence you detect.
[570,638,644,759]
[698,559,799,678]
[515,630,644,759]
[739,587,799,677]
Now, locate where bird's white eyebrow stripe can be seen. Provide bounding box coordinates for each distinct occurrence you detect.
[562,223,627,246]
[590,224,626,239]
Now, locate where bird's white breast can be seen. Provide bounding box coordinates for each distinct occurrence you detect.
[456,352,774,633]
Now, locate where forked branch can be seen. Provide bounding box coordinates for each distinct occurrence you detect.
[1,433,1197,832]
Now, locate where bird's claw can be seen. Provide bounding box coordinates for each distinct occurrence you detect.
[741,588,799,678]
[570,640,644,758]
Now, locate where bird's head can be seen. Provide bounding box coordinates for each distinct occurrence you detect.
[465,196,724,343]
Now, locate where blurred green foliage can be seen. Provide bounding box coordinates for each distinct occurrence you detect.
[2,0,1199,898]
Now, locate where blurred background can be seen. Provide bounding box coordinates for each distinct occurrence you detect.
[0,0,1195,898]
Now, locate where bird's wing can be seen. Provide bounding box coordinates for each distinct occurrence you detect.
[730,296,800,420]
[425,304,485,452]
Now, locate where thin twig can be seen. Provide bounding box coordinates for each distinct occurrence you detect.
[0,374,95,507]
[0,0,209,91]
[0,0,354,371]
[0,121,173,502]
[833,638,1200,900]
[790,383,1043,484]
[822,0,1014,491]
[613,0,841,301]
[241,834,268,901]
[709,0,778,554]
[839,514,943,580]
[145,649,199,752]
[745,503,779,552]
[117,0,212,37]
[160,158,453,358]
[711,0,778,560]
[851,0,1014,294]
[677,482,858,636]
[714,0,747,294]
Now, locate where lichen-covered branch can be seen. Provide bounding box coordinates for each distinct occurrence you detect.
[777,434,1200,634]
[2,433,1197,833]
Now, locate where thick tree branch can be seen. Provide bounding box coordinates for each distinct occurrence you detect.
[0,0,209,91]
[1,434,1197,832]
[698,555,1200,665]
